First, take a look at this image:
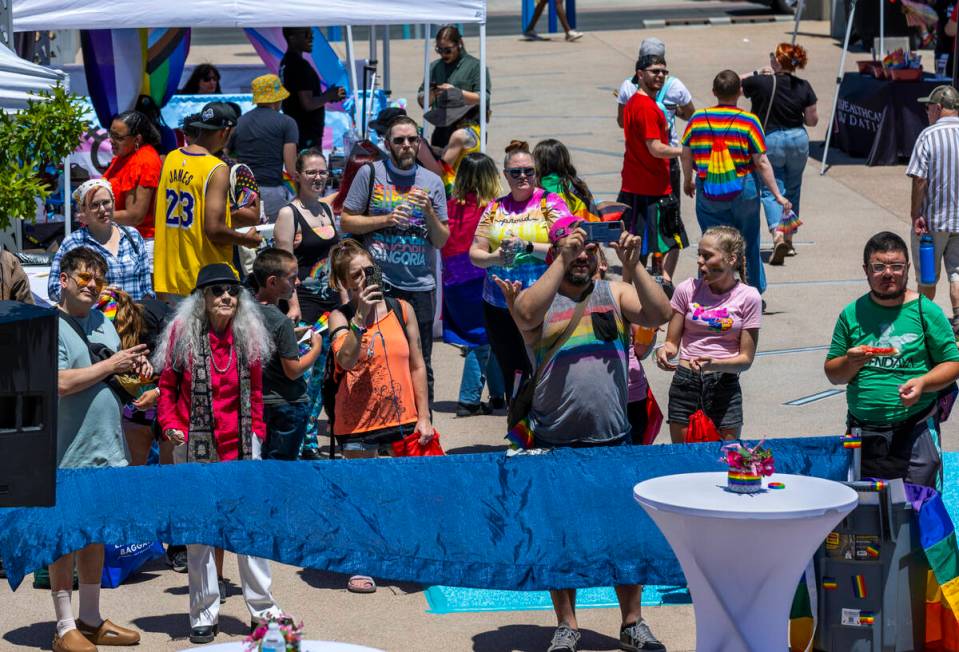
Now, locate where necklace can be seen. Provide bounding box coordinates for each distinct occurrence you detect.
[211,344,234,374]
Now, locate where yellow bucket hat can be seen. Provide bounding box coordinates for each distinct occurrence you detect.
[251,74,290,104]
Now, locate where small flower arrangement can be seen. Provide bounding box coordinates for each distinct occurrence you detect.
[244,613,303,652]
[722,440,774,494]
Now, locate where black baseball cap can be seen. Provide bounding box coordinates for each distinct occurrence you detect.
[189,102,238,131]
[194,263,240,291]
[369,107,408,135]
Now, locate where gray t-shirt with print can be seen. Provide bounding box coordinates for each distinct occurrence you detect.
[57,310,129,468]
[342,159,448,292]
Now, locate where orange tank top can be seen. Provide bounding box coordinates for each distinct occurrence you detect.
[331,302,419,437]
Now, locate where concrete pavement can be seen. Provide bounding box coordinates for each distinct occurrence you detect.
[3,18,953,652]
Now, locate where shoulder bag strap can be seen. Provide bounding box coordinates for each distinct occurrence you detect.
[117,224,141,256]
[530,290,591,386]
[364,162,376,215]
[763,74,778,132]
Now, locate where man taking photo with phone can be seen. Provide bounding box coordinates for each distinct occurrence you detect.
[341,116,449,402]
[280,27,346,150]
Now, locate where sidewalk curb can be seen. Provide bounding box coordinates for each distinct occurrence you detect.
[641,14,794,28]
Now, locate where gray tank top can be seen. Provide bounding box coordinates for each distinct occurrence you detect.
[530,280,630,445]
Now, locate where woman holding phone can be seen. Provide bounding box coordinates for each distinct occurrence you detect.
[326,239,434,594]
[655,226,761,442]
[469,140,574,400]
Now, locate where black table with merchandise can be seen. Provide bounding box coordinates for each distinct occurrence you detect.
[831,72,942,166]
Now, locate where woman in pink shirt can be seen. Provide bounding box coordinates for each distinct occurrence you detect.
[154,263,282,645]
[655,226,762,442]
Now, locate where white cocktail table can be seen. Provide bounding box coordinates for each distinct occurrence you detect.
[634,472,857,652]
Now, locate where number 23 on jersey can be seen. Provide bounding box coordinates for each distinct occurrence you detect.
[165,189,196,228]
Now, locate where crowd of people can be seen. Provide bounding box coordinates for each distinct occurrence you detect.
[1,25,958,652]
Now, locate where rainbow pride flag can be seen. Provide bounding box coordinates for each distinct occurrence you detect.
[142,29,191,108]
[506,419,534,450]
[907,484,959,651]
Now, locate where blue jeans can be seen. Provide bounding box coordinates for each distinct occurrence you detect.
[458,344,506,405]
[695,173,766,294]
[263,401,310,460]
[760,127,809,232]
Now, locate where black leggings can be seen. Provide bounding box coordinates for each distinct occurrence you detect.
[483,301,531,401]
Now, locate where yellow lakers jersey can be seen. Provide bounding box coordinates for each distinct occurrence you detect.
[154,148,234,295]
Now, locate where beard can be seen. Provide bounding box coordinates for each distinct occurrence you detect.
[565,268,594,286]
[870,280,907,300]
[391,150,416,169]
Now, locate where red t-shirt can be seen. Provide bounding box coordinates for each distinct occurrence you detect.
[103,144,162,239]
[620,91,671,196]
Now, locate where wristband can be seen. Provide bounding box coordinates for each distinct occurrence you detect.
[525,241,534,254]
[350,319,368,336]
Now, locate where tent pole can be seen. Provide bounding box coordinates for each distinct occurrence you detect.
[879,0,884,57]
[369,25,377,69]
[383,26,391,95]
[422,24,431,141]
[345,25,360,131]
[480,22,487,154]
[820,0,857,175]
[63,155,71,238]
[791,0,806,45]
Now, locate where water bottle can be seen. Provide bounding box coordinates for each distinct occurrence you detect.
[919,234,936,286]
[260,622,286,652]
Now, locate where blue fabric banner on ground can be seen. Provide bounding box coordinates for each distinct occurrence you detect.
[0,437,849,591]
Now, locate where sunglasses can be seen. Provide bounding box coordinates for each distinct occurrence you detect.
[435,46,457,55]
[644,68,669,76]
[70,271,105,291]
[202,76,220,83]
[206,284,241,297]
[391,135,419,145]
[506,167,535,180]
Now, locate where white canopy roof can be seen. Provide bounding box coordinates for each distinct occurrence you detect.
[13,0,487,31]
[0,42,65,111]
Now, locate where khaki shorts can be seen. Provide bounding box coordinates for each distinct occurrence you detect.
[911,231,959,286]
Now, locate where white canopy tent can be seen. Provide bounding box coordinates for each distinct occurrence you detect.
[13,0,490,149]
[0,41,67,252]
[0,41,65,111]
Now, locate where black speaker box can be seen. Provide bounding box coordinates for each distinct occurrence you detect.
[0,301,58,507]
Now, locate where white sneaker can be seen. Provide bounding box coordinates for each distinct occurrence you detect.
[565,30,584,42]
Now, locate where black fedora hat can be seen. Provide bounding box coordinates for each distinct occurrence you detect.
[194,263,240,291]
[423,87,473,128]
[369,107,408,135]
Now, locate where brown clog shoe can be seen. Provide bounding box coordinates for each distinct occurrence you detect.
[76,619,140,646]
[52,629,97,652]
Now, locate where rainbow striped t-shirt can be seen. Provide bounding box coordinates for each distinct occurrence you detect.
[681,106,766,180]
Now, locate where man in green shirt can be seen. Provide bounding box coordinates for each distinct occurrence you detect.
[417,25,491,149]
[825,231,959,486]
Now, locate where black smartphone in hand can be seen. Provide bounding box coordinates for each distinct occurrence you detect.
[364,265,384,298]
[582,221,624,244]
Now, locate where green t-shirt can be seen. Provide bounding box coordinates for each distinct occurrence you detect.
[827,294,959,424]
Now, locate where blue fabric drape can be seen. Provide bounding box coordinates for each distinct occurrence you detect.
[0,437,850,591]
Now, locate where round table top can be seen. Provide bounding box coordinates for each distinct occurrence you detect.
[633,472,858,520]
[182,640,383,651]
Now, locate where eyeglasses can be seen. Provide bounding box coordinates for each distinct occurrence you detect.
[435,46,457,55]
[108,131,131,141]
[868,262,907,274]
[70,271,105,291]
[301,169,329,178]
[391,136,420,145]
[644,68,669,76]
[202,76,219,83]
[89,199,113,212]
[506,167,536,180]
[206,284,241,297]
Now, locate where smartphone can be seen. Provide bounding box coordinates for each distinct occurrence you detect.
[364,265,383,295]
[582,220,624,244]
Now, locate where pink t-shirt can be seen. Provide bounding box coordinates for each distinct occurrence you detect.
[671,277,762,360]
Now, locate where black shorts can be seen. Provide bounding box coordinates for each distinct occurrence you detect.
[616,190,688,258]
[667,365,743,430]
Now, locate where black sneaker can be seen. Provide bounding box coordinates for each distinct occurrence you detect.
[620,619,666,651]
[547,624,580,651]
[218,577,227,604]
[455,402,492,417]
[489,396,507,411]
[166,546,188,573]
[189,624,217,644]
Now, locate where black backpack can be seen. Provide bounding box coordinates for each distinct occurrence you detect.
[321,297,407,458]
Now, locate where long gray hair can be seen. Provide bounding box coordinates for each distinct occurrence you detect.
[153,288,274,371]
